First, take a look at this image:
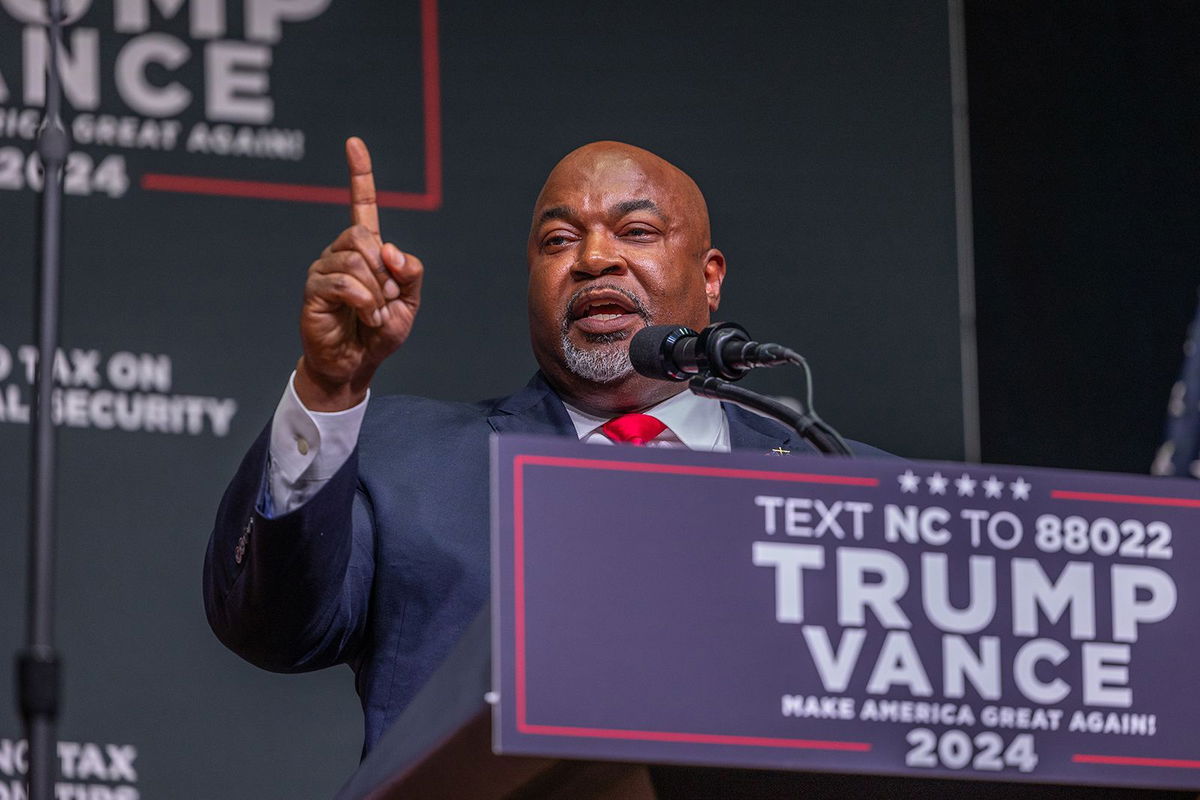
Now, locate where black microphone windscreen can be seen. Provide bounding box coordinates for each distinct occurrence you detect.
[629,325,695,380]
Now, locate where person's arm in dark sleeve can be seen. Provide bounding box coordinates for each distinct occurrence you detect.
[202,386,375,672]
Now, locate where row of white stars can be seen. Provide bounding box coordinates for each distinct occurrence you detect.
[897,469,1031,500]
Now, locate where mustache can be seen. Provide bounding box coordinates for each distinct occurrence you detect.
[562,284,650,323]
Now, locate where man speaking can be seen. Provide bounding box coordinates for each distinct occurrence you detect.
[204,138,883,754]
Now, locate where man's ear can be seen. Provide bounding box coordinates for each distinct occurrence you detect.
[702,248,726,312]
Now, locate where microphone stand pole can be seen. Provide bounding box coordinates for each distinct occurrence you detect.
[19,0,70,797]
[688,375,852,456]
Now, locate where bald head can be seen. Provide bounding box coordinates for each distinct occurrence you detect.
[524,140,727,414]
[531,141,712,254]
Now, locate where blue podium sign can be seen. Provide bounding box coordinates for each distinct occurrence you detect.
[490,435,1200,789]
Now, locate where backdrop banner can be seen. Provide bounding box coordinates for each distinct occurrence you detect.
[0,1,962,795]
[493,435,1200,789]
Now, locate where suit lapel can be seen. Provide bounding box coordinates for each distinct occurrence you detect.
[486,373,576,437]
[724,403,819,456]
[487,376,819,457]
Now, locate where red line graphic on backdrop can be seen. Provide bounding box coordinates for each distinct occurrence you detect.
[510,453,874,752]
[141,0,442,211]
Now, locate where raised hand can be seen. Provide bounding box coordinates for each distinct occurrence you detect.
[295,137,424,410]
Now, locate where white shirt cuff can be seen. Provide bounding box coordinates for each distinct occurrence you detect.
[266,371,368,514]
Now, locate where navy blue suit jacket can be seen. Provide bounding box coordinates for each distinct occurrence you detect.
[203,374,888,754]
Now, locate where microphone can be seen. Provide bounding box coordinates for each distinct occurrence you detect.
[629,322,797,381]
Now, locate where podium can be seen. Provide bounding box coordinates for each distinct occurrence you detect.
[337,436,1200,798]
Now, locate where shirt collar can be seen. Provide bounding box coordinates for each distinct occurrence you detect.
[561,389,726,450]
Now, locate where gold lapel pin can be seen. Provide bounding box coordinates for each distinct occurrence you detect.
[770,447,790,456]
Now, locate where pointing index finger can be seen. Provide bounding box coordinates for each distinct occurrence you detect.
[345,136,381,239]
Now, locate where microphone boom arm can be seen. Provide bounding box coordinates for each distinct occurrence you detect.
[688,375,852,456]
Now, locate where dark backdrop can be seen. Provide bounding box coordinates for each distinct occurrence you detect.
[967,0,1200,474]
[0,2,963,797]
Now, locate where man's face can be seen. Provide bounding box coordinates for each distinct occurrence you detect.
[527,143,725,407]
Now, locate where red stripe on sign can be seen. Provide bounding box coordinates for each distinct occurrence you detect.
[517,454,880,486]
[1073,754,1200,769]
[519,723,872,751]
[509,452,876,752]
[513,455,528,729]
[142,0,442,210]
[1050,490,1200,508]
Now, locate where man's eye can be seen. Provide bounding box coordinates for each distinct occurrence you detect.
[624,227,654,238]
[544,235,569,247]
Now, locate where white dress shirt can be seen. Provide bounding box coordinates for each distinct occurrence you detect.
[266,372,729,515]
[266,372,369,515]
[561,389,730,452]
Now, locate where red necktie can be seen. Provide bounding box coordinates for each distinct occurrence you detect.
[601,414,667,446]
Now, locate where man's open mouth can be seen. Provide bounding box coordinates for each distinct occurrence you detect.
[567,288,645,337]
